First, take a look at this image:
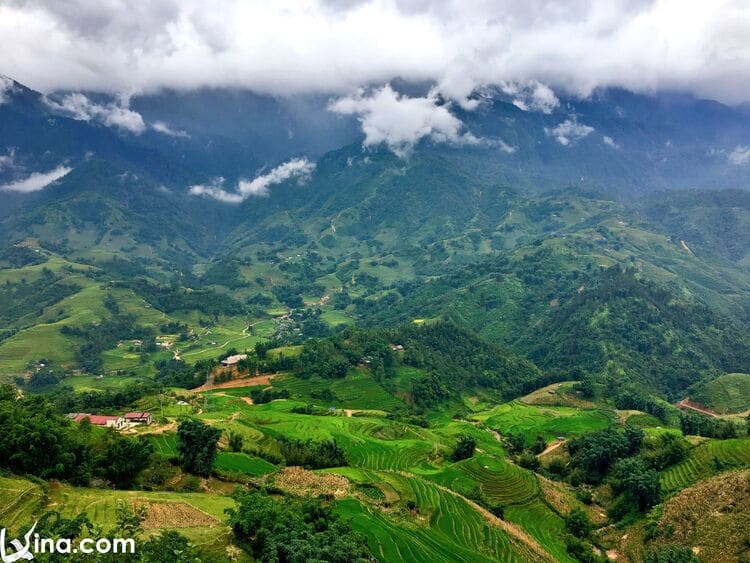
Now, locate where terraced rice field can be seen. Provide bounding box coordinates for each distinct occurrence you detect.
[149,434,178,456]
[661,437,750,493]
[0,476,46,531]
[214,452,275,476]
[504,499,573,563]
[336,472,541,563]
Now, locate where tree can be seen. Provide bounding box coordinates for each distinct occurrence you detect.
[565,507,591,538]
[452,435,477,461]
[177,419,221,476]
[614,457,661,511]
[141,531,203,563]
[505,433,526,455]
[98,432,154,488]
[227,489,372,562]
[227,431,244,453]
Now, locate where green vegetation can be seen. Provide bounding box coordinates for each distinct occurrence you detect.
[689,373,750,413]
[176,419,221,476]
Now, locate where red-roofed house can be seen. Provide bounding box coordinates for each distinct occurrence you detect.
[124,412,152,425]
[69,414,125,429]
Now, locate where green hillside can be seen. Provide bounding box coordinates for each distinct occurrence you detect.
[689,373,750,414]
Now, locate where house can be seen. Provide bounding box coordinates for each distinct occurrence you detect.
[69,413,125,429]
[221,354,247,367]
[124,412,152,425]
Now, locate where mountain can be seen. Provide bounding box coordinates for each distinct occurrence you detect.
[2,75,750,392]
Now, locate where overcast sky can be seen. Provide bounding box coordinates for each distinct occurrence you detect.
[1,0,750,104]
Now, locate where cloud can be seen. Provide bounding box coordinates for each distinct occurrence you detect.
[502,80,559,114]
[545,118,595,146]
[0,165,72,193]
[2,1,750,104]
[44,93,146,134]
[330,85,480,156]
[152,121,190,138]
[728,145,750,165]
[0,148,16,171]
[602,135,619,148]
[0,75,16,104]
[189,157,315,202]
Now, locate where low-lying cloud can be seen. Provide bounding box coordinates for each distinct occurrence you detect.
[0,165,72,193]
[330,85,480,157]
[0,75,16,104]
[45,93,147,134]
[545,118,595,146]
[189,158,315,203]
[152,121,190,138]
[502,81,559,114]
[3,1,750,105]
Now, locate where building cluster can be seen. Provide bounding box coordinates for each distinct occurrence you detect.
[66,411,152,430]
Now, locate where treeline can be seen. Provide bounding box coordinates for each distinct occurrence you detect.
[0,245,47,268]
[62,310,154,374]
[276,436,347,469]
[117,279,245,317]
[154,358,217,389]
[561,426,690,519]
[397,321,551,406]
[293,321,549,408]
[0,385,152,487]
[678,410,746,439]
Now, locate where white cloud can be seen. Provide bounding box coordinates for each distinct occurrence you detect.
[188,178,243,203]
[189,157,315,203]
[0,148,16,171]
[545,118,595,146]
[44,93,146,134]
[152,121,190,138]
[602,135,619,148]
[728,145,750,165]
[0,165,72,193]
[330,85,480,156]
[0,75,16,104]
[503,80,559,114]
[3,2,750,104]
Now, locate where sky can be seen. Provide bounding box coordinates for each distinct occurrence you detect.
[1,0,750,105]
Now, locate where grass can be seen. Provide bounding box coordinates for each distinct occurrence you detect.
[214,452,275,476]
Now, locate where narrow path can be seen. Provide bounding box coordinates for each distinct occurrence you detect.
[538,440,566,457]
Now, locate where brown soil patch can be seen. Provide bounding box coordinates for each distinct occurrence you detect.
[134,501,218,529]
[273,467,350,498]
[191,374,279,392]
